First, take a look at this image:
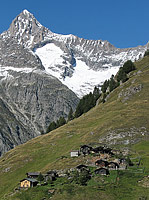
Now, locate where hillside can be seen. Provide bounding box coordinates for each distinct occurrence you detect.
[0,56,149,199]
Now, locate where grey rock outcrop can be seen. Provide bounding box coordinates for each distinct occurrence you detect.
[118,84,143,102]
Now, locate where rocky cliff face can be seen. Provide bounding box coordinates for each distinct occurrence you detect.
[0,35,79,156]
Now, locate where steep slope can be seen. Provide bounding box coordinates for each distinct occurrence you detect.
[0,56,148,199]
[0,35,79,156]
[2,9,148,97]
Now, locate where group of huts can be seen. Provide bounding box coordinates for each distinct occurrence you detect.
[70,144,128,175]
[20,144,128,188]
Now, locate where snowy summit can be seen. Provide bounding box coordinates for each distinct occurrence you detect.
[2,10,148,97]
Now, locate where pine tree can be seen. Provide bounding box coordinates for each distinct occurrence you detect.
[93,86,100,102]
[57,116,66,127]
[75,88,101,118]
[122,60,136,74]
[109,75,118,92]
[101,80,109,93]
[117,68,128,83]
[75,99,84,118]
[67,107,74,122]
[46,121,57,133]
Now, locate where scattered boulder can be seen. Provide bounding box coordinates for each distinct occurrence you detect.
[118,84,143,102]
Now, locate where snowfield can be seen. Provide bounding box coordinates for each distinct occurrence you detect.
[62,59,118,97]
[35,43,65,79]
[35,43,119,98]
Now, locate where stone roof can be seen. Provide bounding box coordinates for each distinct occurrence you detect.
[26,172,40,176]
[20,178,38,183]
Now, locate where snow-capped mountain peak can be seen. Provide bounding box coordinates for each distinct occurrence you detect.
[1,10,148,97]
[22,9,32,15]
[7,9,54,48]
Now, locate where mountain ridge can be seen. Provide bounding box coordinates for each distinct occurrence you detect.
[1,10,148,98]
[2,10,148,97]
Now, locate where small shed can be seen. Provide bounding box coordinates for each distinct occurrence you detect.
[70,150,79,157]
[94,168,109,175]
[80,145,92,155]
[20,178,38,188]
[26,172,40,179]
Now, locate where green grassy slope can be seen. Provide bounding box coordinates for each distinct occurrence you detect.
[0,57,149,200]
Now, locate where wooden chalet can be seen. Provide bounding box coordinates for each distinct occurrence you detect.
[80,145,92,155]
[76,164,88,172]
[20,178,38,188]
